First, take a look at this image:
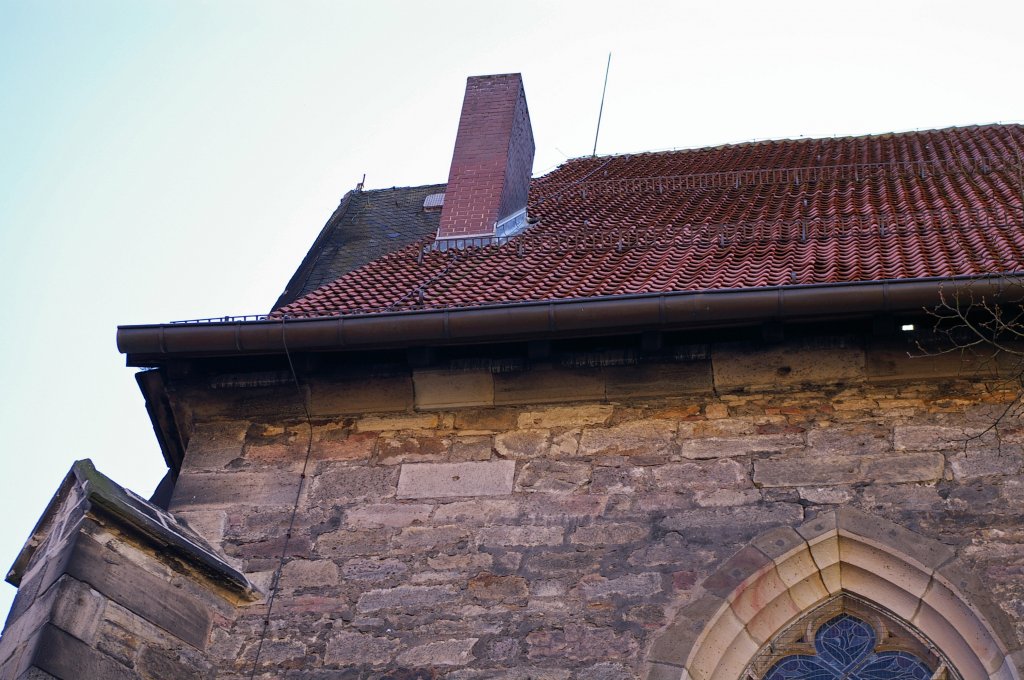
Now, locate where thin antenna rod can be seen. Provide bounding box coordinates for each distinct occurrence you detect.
[592,52,611,158]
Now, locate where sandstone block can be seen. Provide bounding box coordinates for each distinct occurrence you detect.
[949,450,1024,480]
[306,465,398,506]
[646,662,689,680]
[798,486,856,505]
[836,506,955,570]
[396,638,478,667]
[530,579,569,597]
[754,452,944,487]
[341,558,409,582]
[427,552,494,571]
[654,459,751,494]
[314,529,389,559]
[280,559,340,589]
[468,573,529,603]
[694,488,763,508]
[450,435,494,461]
[182,420,248,470]
[590,466,654,494]
[325,631,400,666]
[517,405,614,429]
[241,440,304,466]
[356,584,459,612]
[378,433,451,464]
[702,544,773,598]
[309,375,414,415]
[806,424,891,456]
[397,460,515,499]
[179,383,306,421]
[705,403,729,419]
[34,624,137,680]
[345,503,433,529]
[494,368,605,405]
[894,425,974,451]
[137,645,212,680]
[64,535,213,650]
[685,417,757,437]
[454,408,519,431]
[516,460,590,493]
[356,413,439,432]
[431,498,522,524]
[494,429,550,459]
[232,540,315,576]
[50,578,106,644]
[250,639,308,668]
[579,572,662,600]
[832,397,877,411]
[520,495,609,523]
[478,525,564,546]
[866,343,1008,381]
[713,342,866,390]
[660,504,803,540]
[174,510,227,547]
[551,429,581,456]
[393,525,470,551]
[571,523,649,546]
[171,470,301,510]
[526,624,638,661]
[678,433,803,459]
[864,453,947,484]
[578,420,676,457]
[626,533,704,569]
[414,370,494,409]
[312,431,377,462]
[482,636,521,664]
[604,362,713,398]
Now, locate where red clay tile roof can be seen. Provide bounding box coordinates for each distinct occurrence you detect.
[274,125,1024,318]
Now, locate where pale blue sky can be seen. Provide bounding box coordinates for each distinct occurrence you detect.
[1,0,1023,620]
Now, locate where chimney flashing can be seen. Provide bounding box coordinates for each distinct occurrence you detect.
[432,207,529,251]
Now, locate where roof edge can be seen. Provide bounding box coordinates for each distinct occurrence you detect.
[118,275,1024,363]
[271,189,358,311]
[7,459,257,600]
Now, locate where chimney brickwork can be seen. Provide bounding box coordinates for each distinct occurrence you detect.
[437,74,535,242]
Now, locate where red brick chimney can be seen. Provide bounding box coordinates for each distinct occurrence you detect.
[436,74,535,246]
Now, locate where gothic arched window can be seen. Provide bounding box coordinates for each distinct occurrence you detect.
[746,595,958,680]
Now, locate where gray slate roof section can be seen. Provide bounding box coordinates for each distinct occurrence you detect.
[272,183,446,311]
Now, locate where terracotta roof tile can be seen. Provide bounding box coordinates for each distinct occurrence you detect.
[274,125,1024,318]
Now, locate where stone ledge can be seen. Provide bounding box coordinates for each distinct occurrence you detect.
[414,370,494,409]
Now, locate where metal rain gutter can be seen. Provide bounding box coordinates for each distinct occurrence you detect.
[117,275,1024,364]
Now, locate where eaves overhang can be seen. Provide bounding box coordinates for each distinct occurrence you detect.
[117,274,1024,366]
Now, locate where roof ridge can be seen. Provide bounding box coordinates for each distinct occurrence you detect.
[356,182,447,194]
[559,122,1024,165]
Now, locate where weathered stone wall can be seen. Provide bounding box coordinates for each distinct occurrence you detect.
[165,338,1024,679]
[0,465,253,680]
[0,518,239,680]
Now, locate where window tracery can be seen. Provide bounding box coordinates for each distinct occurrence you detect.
[744,595,958,680]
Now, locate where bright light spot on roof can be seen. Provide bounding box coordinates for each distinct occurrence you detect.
[901,324,915,331]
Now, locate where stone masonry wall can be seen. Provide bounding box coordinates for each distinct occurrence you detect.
[1,516,238,680]
[166,338,1024,679]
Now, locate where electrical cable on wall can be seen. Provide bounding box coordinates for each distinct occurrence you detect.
[245,319,315,679]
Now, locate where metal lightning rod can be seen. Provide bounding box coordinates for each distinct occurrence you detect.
[592,52,611,158]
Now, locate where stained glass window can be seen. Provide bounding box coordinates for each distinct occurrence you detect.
[762,614,933,680]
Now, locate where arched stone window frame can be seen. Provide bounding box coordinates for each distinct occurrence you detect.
[644,508,1021,680]
[745,593,956,680]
